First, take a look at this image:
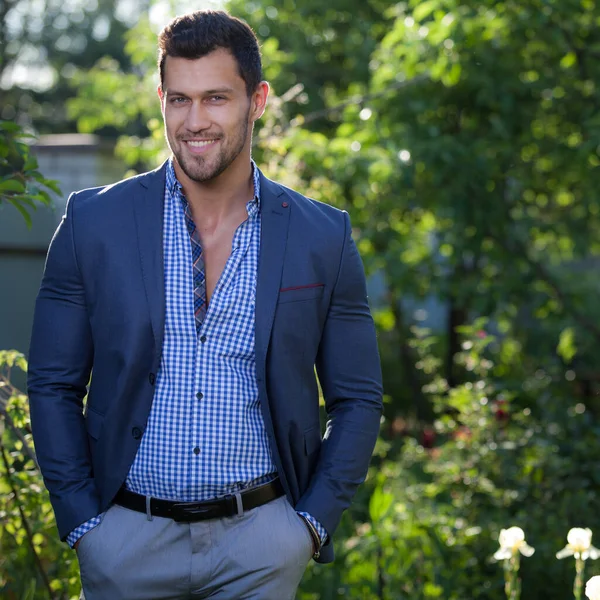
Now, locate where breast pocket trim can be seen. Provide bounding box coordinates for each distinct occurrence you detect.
[278,284,325,304]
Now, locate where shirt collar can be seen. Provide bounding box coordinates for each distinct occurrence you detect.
[166,158,261,210]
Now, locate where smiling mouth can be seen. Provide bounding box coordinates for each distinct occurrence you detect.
[182,139,220,156]
[185,139,219,148]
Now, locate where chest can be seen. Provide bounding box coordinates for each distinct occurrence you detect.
[163,198,259,327]
[200,227,237,302]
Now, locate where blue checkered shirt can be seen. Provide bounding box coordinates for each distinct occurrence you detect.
[67,160,326,548]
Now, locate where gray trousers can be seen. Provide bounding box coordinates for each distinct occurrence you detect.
[76,496,313,600]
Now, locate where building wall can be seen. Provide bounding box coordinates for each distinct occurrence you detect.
[0,136,124,361]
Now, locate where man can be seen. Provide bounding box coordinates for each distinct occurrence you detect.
[28,10,382,600]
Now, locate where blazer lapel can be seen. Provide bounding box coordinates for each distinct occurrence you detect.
[255,173,290,378]
[132,162,167,361]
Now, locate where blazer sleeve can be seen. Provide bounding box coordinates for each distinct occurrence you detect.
[295,210,383,539]
[27,192,99,541]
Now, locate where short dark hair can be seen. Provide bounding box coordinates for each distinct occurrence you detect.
[158,10,262,96]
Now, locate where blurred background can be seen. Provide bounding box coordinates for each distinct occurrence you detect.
[2,0,600,598]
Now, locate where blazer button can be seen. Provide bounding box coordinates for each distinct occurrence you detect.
[132,427,142,440]
[149,373,156,385]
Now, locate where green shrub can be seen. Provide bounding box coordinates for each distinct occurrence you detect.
[298,322,600,599]
[0,351,79,600]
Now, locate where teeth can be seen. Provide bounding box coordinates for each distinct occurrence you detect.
[187,140,217,147]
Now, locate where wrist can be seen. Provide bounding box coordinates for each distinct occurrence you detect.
[300,514,321,559]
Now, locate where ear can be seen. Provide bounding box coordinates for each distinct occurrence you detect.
[157,85,165,113]
[250,81,269,123]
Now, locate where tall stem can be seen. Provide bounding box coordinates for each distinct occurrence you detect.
[574,557,585,600]
[512,553,521,600]
[503,557,511,599]
[503,554,521,600]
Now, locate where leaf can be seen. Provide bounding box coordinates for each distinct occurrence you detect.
[35,175,61,195]
[413,0,439,22]
[44,179,62,195]
[14,353,27,372]
[560,52,576,69]
[14,196,37,210]
[369,485,393,523]
[28,192,50,204]
[6,198,32,227]
[23,155,38,172]
[0,179,26,194]
[557,327,577,363]
[0,120,21,133]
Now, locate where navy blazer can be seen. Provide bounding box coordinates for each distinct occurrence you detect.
[27,163,383,563]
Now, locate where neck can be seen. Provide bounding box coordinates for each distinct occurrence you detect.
[173,155,255,221]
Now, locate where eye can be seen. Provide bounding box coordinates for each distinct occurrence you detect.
[170,96,188,104]
[209,95,226,102]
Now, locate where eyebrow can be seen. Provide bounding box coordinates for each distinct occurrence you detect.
[165,87,235,97]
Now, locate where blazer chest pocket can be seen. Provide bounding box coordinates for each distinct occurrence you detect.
[278,284,324,304]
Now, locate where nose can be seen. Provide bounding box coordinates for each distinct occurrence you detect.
[184,100,211,133]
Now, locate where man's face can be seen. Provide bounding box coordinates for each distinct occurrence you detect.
[159,49,267,184]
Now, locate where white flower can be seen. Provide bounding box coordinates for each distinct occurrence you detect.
[586,575,600,600]
[557,528,600,560]
[493,526,535,560]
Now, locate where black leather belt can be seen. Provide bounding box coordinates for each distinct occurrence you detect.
[113,478,284,523]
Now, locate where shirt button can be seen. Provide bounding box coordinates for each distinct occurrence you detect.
[132,427,142,440]
[200,335,207,343]
[193,447,200,455]
[196,392,203,400]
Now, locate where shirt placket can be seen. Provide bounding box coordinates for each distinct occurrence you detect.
[190,208,257,494]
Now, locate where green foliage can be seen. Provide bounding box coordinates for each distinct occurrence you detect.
[227,0,392,129]
[0,352,80,599]
[298,325,600,599]
[66,16,166,171]
[0,120,60,226]
[1,0,149,133]
[231,0,600,425]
